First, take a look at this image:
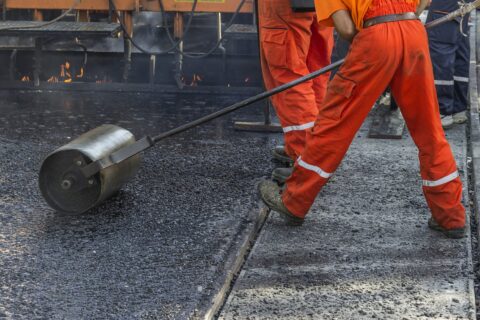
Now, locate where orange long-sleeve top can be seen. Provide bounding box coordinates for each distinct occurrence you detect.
[314,0,419,30]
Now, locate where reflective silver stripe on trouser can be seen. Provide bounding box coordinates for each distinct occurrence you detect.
[423,171,459,187]
[434,80,454,86]
[283,121,315,133]
[297,156,333,179]
[453,76,469,83]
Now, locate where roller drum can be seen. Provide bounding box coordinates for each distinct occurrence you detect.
[39,124,141,214]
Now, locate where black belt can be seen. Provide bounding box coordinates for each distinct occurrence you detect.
[363,12,419,28]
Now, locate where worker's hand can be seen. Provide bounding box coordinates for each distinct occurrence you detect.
[331,10,358,43]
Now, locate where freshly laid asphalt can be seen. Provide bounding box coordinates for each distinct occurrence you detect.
[0,90,476,320]
[220,119,476,319]
[0,90,275,319]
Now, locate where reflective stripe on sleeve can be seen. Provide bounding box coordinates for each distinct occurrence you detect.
[283,121,315,133]
[423,171,459,187]
[453,76,469,83]
[297,157,333,179]
[434,80,454,86]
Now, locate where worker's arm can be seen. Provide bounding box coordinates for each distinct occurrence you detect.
[415,0,429,16]
[331,10,358,43]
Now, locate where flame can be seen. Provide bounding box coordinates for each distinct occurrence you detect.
[62,61,73,83]
[76,67,84,78]
[56,61,76,83]
[95,76,111,84]
[190,74,202,87]
[20,76,31,82]
[47,76,59,83]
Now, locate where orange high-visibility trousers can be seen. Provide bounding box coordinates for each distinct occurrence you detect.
[258,0,334,159]
[282,19,466,230]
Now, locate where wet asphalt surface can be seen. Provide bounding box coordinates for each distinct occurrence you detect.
[0,90,278,319]
[221,120,475,319]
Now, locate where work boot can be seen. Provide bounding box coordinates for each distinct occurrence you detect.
[272,145,294,167]
[258,180,304,226]
[272,167,293,185]
[428,217,465,239]
[453,111,467,124]
[441,115,454,129]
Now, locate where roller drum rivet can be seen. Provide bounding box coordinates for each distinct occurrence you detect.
[61,179,73,190]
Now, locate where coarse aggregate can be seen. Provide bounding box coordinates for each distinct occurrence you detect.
[220,119,476,319]
[0,90,277,319]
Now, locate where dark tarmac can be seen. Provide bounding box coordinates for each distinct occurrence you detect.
[0,90,275,319]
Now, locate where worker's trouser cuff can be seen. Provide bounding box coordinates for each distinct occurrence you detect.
[423,177,466,230]
[282,167,331,218]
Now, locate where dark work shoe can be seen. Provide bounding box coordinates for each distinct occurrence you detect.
[428,218,466,239]
[258,180,304,226]
[272,145,294,167]
[272,167,293,185]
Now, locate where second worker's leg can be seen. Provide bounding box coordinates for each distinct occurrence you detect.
[453,24,470,124]
[258,0,321,159]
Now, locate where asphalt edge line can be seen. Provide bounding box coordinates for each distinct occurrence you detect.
[201,205,270,320]
[467,8,479,319]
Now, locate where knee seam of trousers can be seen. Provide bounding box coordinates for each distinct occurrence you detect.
[283,121,315,133]
[423,170,459,187]
[297,156,333,179]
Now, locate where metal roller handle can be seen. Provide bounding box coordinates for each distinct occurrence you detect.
[80,60,344,178]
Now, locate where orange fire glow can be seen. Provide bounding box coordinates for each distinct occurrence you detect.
[47,76,59,83]
[190,74,202,87]
[76,67,84,79]
[57,61,80,83]
[20,60,99,84]
[95,75,111,84]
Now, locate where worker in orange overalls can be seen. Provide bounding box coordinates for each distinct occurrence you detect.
[259,0,466,238]
[258,0,334,183]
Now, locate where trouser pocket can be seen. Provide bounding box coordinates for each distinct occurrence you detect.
[321,73,357,120]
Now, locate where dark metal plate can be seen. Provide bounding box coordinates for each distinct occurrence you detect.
[0,21,121,38]
[39,149,101,214]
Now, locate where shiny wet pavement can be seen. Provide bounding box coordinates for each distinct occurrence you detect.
[0,90,276,319]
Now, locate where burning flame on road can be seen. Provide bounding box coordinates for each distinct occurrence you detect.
[182,73,203,87]
[190,74,202,87]
[20,60,86,84]
[47,76,59,83]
